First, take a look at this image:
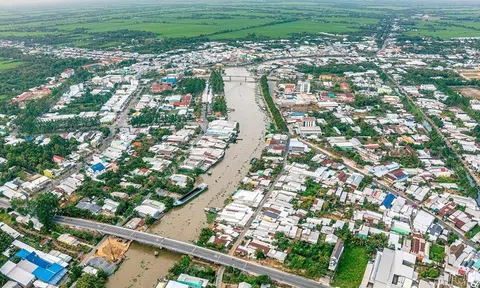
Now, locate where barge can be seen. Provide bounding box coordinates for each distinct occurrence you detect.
[173,183,208,206]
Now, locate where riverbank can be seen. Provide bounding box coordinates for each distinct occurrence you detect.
[106,67,268,288]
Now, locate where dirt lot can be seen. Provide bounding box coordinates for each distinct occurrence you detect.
[457,87,480,99]
[290,105,320,112]
[96,236,131,262]
[457,70,480,80]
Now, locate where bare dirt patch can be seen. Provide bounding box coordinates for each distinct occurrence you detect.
[457,87,480,99]
[95,236,131,262]
[457,70,480,80]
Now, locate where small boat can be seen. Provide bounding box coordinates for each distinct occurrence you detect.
[204,207,220,213]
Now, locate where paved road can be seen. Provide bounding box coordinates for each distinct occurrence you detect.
[216,140,290,287]
[35,85,145,197]
[54,216,326,288]
[386,73,480,189]
[299,139,476,247]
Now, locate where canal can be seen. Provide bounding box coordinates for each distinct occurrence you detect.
[107,67,268,288]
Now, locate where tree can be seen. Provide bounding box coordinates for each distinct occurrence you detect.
[34,193,59,231]
[209,69,225,95]
[76,273,106,288]
[70,265,83,281]
[255,275,272,285]
[260,75,287,132]
[255,249,266,259]
[0,230,13,253]
[422,267,440,279]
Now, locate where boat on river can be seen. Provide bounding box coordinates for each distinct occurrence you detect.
[173,183,209,206]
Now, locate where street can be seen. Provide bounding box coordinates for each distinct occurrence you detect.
[54,216,326,288]
[298,138,476,247]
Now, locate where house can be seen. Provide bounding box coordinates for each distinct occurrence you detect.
[151,83,172,94]
[328,239,344,271]
[76,199,101,214]
[102,199,120,214]
[61,69,75,79]
[134,200,166,218]
[362,248,416,287]
[176,273,209,288]
[381,194,396,210]
[87,162,106,176]
[232,190,264,208]
[165,281,189,288]
[413,211,435,234]
[0,249,68,286]
[238,283,252,288]
[384,169,409,183]
[125,218,144,230]
[0,261,35,287]
[52,155,65,164]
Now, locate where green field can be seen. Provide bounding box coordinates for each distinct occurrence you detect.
[406,20,480,39]
[331,245,369,288]
[0,58,23,71]
[211,20,362,39]
[0,2,383,46]
[0,1,479,46]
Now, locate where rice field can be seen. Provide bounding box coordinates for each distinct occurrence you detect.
[405,20,480,39]
[0,58,23,71]
[1,1,478,44]
[0,2,383,44]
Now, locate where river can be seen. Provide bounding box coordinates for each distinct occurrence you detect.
[107,67,268,288]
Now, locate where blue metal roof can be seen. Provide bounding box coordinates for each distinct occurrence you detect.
[381,194,396,208]
[33,267,55,282]
[16,250,66,285]
[91,162,105,172]
[26,252,50,269]
[15,249,30,259]
[290,112,305,117]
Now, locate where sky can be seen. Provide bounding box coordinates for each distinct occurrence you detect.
[0,0,480,7]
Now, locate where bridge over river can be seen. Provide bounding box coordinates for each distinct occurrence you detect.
[54,216,326,288]
[222,75,257,83]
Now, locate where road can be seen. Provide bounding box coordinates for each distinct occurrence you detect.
[386,73,480,189]
[216,141,290,287]
[54,216,326,288]
[35,85,145,197]
[377,18,394,55]
[298,139,476,247]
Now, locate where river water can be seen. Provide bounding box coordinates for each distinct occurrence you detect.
[107,67,267,288]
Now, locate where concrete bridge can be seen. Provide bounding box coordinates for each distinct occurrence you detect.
[222,75,257,83]
[54,216,327,288]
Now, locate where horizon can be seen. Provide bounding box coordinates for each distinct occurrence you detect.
[1,0,480,8]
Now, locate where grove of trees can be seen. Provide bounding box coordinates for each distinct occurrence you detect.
[260,75,287,131]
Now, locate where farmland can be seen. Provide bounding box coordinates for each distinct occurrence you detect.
[0,58,23,71]
[0,2,385,47]
[0,1,478,47]
[404,20,480,39]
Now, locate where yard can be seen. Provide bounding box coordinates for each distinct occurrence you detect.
[429,244,445,263]
[331,245,369,288]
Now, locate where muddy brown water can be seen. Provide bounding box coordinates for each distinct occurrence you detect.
[107,67,268,288]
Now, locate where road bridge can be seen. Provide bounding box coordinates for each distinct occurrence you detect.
[54,216,327,288]
[222,75,257,83]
